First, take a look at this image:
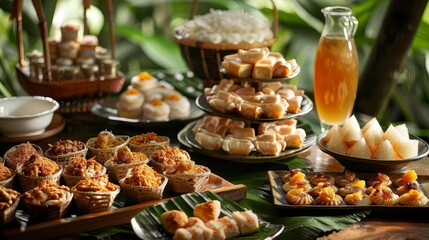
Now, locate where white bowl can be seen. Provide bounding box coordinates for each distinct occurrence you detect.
[0,96,59,137]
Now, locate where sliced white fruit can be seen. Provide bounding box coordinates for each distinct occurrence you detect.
[383,124,403,147]
[347,137,371,158]
[323,125,340,144]
[342,115,362,143]
[395,123,410,139]
[327,127,347,154]
[363,124,384,150]
[372,139,396,160]
[394,139,419,159]
[361,117,383,136]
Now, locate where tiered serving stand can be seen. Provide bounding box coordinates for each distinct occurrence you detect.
[178,64,317,163]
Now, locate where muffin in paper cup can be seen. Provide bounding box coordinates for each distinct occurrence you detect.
[62,157,107,187]
[149,146,191,173]
[0,164,15,189]
[16,154,62,192]
[119,165,168,203]
[0,187,20,225]
[22,181,73,221]
[128,132,170,158]
[4,142,43,170]
[71,175,120,213]
[44,140,88,167]
[165,165,211,194]
[104,146,149,183]
[86,131,130,164]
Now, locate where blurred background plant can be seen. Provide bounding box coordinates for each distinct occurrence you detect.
[0,0,428,139]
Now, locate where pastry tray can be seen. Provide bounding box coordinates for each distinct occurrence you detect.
[0,174,246,240]
[268,170,429,212]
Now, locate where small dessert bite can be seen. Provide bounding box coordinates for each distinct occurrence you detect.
[86,130,130,164]
[310,173,335,186]
[231,210,259,235]
[395,169,419,187]
[22,181,73,221]
[398,189,429,206]
[162,92,191,119]
[314,186,344,206]
[131,71,159,92]
[150,146,191,173]
[282,172,311,193]
[308,182,338,198]
[335,169,359,187]
[344,191,371,206]
[193,200,221,222]
[338,180,366,198]
[117,88,144,118]
[160,210,189,234]
[164,158,211,193]
[142,98,171,121]
[0,187,20,225]
[286,188,314,205]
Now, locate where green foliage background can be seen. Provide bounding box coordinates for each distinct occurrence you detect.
[0,0,428,138]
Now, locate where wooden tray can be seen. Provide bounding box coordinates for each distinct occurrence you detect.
[0,173,246,240]
[268,170,429,212]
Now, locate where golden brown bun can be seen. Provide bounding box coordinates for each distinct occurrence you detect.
[193,200,221,222]
[160,210,189,234]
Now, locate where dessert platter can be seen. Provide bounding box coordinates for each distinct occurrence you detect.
[90,71,205,126]
[268,169,429,212]
[178,119,316,163]
[178,47,316,163]
[131,191,284,240]
[0,131,246,240]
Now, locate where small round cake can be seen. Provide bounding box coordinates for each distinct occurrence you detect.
[142,99,170,121]
[117,88,145,118]
[162,92,191,119]
[131,71,159,92]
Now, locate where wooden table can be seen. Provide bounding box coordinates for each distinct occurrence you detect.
[1,112,428,240]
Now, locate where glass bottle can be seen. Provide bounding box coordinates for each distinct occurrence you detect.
[313,6,359,132]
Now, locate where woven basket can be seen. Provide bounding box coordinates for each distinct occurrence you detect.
[164,166,211,193]
[71,186,120,213]
[0,172,15,189]
[16,163,62,192]
[44,142,88,167]
[119,174,168,203]
[128,136,170,158]
[62,167,107,187]
[86,136,130,164]
[0,196,20,225]
[104,157,148,183]
[4,143,44,170]
[12,0,125,113]
[174,0,278,87]
[22,193,72,221]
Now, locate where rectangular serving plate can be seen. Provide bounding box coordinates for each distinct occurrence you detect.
[0,173,246,240]
[268,170,429,211]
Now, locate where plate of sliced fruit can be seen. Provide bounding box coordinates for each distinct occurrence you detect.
[316,115,429,173]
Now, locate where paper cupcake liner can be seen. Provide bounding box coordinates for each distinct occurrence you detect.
[128,137,170,158]
[0,172,15,189]
[71,187,120,213]
[165,167,211,193]
[44,144,88,167]
[119,175,168,203]
[86,136,130,164]
[16,164,63,192]
[0,196,20,225]
[62,167,107,187]
[104,161,147,183]
[22,193,72,221]
[4,143,43,170]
